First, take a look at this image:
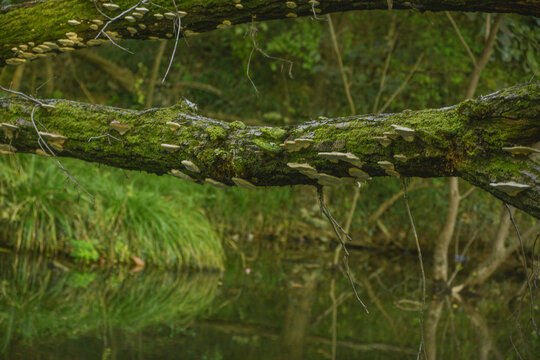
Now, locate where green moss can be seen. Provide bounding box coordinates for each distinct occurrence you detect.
[483,157,524,177]
[252,138,282,153]
[205,126,227,141]
[260,127,286,141]
[229,121,247,130]
[232,157,246,175]
[199,148,216,164]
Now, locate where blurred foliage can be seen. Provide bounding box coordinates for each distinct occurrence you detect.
[0,10,538,262]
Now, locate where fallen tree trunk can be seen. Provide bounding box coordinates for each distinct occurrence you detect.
[1,83,539,217]
[1,0,540,67]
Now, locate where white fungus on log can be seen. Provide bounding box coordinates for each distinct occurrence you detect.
[489,182,530,196]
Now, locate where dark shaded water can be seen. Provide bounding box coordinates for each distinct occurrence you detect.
[0,248,537,359]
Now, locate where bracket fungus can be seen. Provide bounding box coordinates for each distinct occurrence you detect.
[287,162,316,172]
[135,7,149,13]
[169,169,196,183]
[166,121,181,131]
[385,169,401,178]
[181,160,200,173]
[383,131,400,140]
[393,154,408,162]
[315,173,342,186]
[36,149,51,157]
[164,12,176,20]
[0,144,16,155]
[1,123,19,138]
[109,121,131,135]
[318,152,364,167]
[377,160,395,170]
[280,138,313,152]
[315,173,354,187]
[161,143,181,152]
[373,136,392,147]
[232,177,257,189]
[6,58,27,65]
[502,146,540,156]
[38,132,67,142]
[57,39,75,47]
[349,168,371,181]
[489,182,531,196]
[205,178,230,188]
[59,47,75,53]
[103,3,120,11]
[391,125,415,142]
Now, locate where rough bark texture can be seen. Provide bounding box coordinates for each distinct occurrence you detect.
[1,83,539,217]
[1,0,540,67]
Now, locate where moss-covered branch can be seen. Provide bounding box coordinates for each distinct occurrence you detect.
[1,83,539,217]
[1,0,540,67]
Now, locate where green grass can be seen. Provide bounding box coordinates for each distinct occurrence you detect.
[0,154,225,269]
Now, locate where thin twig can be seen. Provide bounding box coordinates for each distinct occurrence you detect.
[0,85,93,203]
[35,76,56,95]
[93,1,112,20]
[327,14,355,114]
[67,56,96,104]
[379,52,425,113]
[509,335,524,360]
[161,10,182,83]
[246,44,258,94]
[459,186,475,200]
[447,234,476,286]
[401,179,426,360]
[146,40,167,107]
[310,0,326,21]
[88,134,123,145]
[0,85,54,108]
[96,0,149,53]
[445,11,477,66]
[506,204,538,336]
[30,105,94,203]
[373,14,398,113]
[246,21,294,95]
[317,186,369,313]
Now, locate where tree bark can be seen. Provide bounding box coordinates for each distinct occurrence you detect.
[1,0,540,67]
[1,83,539,217]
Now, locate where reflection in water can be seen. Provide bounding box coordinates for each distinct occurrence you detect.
[0,249,537,359]
[0,254,219,359]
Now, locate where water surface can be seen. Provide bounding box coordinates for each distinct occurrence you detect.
[0,248,537,359]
